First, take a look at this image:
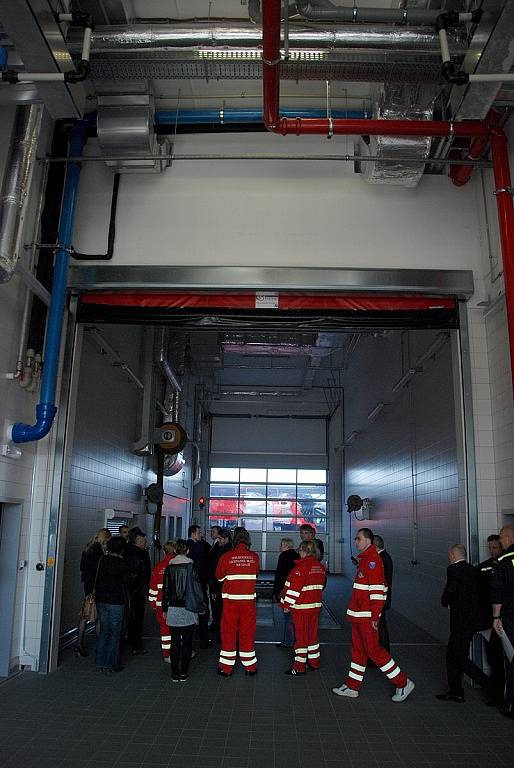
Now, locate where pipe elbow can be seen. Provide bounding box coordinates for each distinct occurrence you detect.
[11,403,57,443]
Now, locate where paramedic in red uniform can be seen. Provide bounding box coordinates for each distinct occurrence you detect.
[280,540,326,675]
[332,528,415,702]
[215,527,260,677]
[148,540,176,662]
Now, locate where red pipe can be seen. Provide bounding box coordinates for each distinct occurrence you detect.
[491,130,514,395]
[262,0,488,139]
[450,109,503,187]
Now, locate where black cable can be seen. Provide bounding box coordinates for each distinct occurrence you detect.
[72,173,120,260]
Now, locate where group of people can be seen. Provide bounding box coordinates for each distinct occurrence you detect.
[77,525,150,672]
[437,524,514,720]
[77,518,514,713]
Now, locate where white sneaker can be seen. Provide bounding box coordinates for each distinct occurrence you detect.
[392,678,415,702]
[332,684,359,698]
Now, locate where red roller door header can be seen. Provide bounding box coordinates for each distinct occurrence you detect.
[80,291,455,312]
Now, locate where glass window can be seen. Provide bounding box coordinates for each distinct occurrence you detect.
[210,483,239,498]
[267,484,296,499]
[297,485,326,500]
[240,484,266,498]
[240,499,266,516]
[238,516,265,531]
[240,468,267,483]
[297,469,326,484]
[299,501,327,528]
[209,499,240,517]
[210,467,239,482]
[268,468,297,483]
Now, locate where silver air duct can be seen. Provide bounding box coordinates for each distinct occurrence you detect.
[359,84,435,187]
[0,105,43,282]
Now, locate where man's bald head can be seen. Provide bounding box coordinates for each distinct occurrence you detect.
[500,525,514,550]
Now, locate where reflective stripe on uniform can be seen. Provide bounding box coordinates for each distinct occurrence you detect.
[294,602,322,609]
[369,594,386,601]
[353,583,369,591]
[348,670,364,681]
[302,584,324,591]
[386,666,401,679]
[156,601,162,606]
[219,656,236,666]
[224,574,257,581]
[239,651,256,658]
[308,644,320,651]
[286,589,301,597]
[220,650,237,657]
[161,635,171,641]
[162,644,171,650]
[284,596,296,605]
[241,657,257,667]
[221,593,256,600]
[149,589,159,595]
[347,609,372,617]
[380,659,395,673]
[351,662,366,672]
[308,651,320,659]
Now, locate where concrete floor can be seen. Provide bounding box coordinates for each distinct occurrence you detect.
[0,578,512,768]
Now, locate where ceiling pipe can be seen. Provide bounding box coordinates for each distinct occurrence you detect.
[450,109,503,188]
[261,0,514,400]
[155,108,369,125]
[296,1,460,25]
[68,22,464,54]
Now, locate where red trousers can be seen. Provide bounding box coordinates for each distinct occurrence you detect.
[219,601,257,674]
[292,609,321,672]
[156,611,171,659]
[345,622,407,690]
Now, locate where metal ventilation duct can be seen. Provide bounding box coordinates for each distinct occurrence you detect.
[97,91,171,173]
[359,84,435,187]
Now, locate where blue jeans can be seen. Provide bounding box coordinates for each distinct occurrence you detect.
[96,603,123,669]
[273,603,295,647]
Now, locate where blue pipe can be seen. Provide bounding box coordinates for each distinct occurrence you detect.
[0,47,7,70]
[155,108,369,125]
[12,121,88,443]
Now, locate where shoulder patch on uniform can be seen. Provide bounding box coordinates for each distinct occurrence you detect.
[369,561,376,569]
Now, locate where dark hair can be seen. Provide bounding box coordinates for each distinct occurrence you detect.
[487,534,500,542]
[299,524,315,534]
[233,527,250,548]
[188,524,201,538]
[357,527,374,542]
[219,528,232,544]
[373,534,384,549]
[128,526,146,544]
[175,538,188,555]
[211,525,222,535]
[107,536,126,555]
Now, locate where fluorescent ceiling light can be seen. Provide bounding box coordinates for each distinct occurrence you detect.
[367,401,386,422]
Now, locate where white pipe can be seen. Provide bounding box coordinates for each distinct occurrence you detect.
[82,27,93,61]
[16,73,65,82]
[468,73,514,83]
[438,28,451,64]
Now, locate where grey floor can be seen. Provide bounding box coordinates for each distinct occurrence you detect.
[0,578,512,768]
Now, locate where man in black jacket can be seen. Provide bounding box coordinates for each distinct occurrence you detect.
[186,525,212,648]
[436,544,490,703]
[125,527,151,655]
[477,534,504,705]
[373,535,393,652]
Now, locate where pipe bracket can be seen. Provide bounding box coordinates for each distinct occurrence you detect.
[493,187,514,196]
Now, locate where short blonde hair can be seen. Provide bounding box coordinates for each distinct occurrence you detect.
[281,537,294,549]
[85,527,111,551]
[163,540,176,555]
[299,540,319,558]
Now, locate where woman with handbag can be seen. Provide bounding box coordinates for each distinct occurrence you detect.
[161,539,206,682]
[76,527,111,657]
[95,536,129,674]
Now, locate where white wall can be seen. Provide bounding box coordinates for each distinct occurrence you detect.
[73,133,488,303]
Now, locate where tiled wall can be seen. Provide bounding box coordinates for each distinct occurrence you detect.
[343,330,463,643]
[59,325,147,635]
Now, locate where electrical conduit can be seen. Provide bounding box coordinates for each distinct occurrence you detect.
[155,108,369,125]
[11,122,88,443]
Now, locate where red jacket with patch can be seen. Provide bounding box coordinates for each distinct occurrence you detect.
[148,553,175,612]
[215,543,260,601]
[346,544,387,623]
[280,555,326,612]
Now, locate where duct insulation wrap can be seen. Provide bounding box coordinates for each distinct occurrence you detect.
[0,105,43,282]
[359,84,434,187]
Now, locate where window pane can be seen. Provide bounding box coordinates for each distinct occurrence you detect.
[210,483,239,498]
[241,499,266,516]
[299,501,327,529]
[240,468,267,483]
[210,467,239,482]
[267,484,296,499]
[209,499,240,520]
[297,485,326,500]
[297,469,326,484]
[238,516,265,531]
[268,469,296,483]
[267,499,301,525]
[240,484,266,498]
[266,516,297,532]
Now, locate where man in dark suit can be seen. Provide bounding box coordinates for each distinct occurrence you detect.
[477,534,504,705]
[373,534,393,652]
[436,544,491,703]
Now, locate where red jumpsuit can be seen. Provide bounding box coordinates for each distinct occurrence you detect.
[148,553,175,660]
[345,544,407,691]
[280,555,326,672]
[215,543,260,674]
